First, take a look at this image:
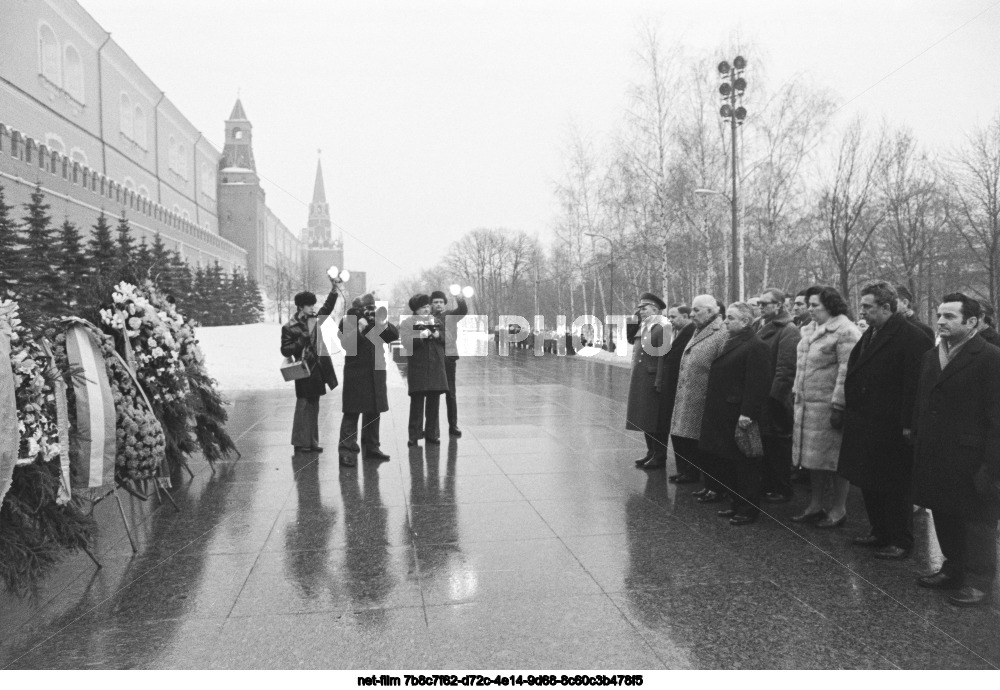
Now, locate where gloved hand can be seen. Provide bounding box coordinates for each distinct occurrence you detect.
[830,409,844,430]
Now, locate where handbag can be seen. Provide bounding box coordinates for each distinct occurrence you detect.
[735,420,764,458]
[280,356,311,382]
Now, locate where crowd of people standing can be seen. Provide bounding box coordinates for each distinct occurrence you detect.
[625,284,1000,609]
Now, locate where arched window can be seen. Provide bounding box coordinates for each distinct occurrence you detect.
[45,134,66,156]
[233,127,243,140]
[119,93,133,139]
[123,177,136,193]
[133,105,146,148]
[181,210,190,221]
[176,143,187,178]
[38,24,60,84]
[63,44,84,102]
[168,135,177,171]
[138,184,150,199]
[70,147,88,167]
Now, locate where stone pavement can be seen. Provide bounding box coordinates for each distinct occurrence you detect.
[1,349,999,669]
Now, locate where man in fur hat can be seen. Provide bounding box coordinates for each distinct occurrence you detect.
[431,288,469,437]
[337,293,399,466]
[399,294,449,446]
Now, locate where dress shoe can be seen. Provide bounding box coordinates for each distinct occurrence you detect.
[691,487,709,498]
[873,545,910,560]
[407,440,419,448]
[716,508,738,518]
[697,490,723,503]
[730,514,759,526]
[816,514,847,529]
[338,454,356,467]
[763,492,791,504]
[642,457,666,470]
[789,509,827,524]
[673,473,700,484]
[917,570,962,590]
[852,534,886,547]
[636,455,654,467]
[449,427,462,438]
[948,586,989,607]
[365,449,391,461]
[425,437,441,445]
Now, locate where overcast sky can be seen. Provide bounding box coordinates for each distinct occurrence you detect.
[82,0,1000,293]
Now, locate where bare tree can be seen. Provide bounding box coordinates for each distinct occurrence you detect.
[818,118,888,301]
[945,113,1000,303]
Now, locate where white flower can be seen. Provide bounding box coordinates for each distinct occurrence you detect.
[128,317,141,330]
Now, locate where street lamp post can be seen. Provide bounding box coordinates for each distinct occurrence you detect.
[716,56,748,305]
[585,232,614,350]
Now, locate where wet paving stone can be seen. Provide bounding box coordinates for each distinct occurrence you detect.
[2,350,997,669]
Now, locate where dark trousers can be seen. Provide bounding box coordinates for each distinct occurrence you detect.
[761,434,792,498]
[718,454,763,516]
[444,358,458,430]
[932,511,999,591]
[409,393,441,442]
[862,488,914,550]
[339,412,381,456]
[644,432,669,462]
[671,435,711,486]
[291,396,320,448]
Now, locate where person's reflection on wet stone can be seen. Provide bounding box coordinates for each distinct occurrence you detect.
[339,463,394,612]
[283,452,336,598]
[407,441,459,579]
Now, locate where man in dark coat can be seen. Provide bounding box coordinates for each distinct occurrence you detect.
[755,288,801,503]
[912,293,1000,607]
[699,302,770,525]
[626,293,671,470]
[280,276,341,453]
[895,285,935,342]
[431,288,469,438]
[838,282,933,559]
[399,294,449,447]
[337,293,400,466]
[662,305,697,481]
[974,299,1000,348]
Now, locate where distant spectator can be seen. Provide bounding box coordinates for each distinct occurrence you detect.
[895,285,935,341]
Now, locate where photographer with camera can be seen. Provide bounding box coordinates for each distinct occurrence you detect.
[430,288,469,437]
[399,293,449,447]
[280,273,342,454]
[336,293,399,467]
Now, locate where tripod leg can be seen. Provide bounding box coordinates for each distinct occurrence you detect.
[156,479,181,513]
[114,489,139,554]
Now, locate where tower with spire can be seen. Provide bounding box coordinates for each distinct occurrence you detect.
[303,152,364,296]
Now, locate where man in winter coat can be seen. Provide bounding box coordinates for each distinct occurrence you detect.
[974,300,1000,348]
[280,274,342,453]
[337,293,400,467]
[626,293,672,470]
[895,285,935,342]
[699,302,770,524]
[399,294,449,447]
[430,289,469,438]
[912,293,1000,607]
[756,288,801,504]
[663,305,698,482]
[838,282,933,559]
[670,294,730,502]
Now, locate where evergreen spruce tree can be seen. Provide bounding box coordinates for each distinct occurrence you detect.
[228,269,247,325]
[87,212,117,281]
[57,218,87,312]
[134,237,153,283]
[18,184,63,320]
[203,261,228,326]
[168,250,193,312]
[0,185,19,300]
[148,233,172,290]
[243,273,264,324]
[115,213,137,284]
[190,264,208,325]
